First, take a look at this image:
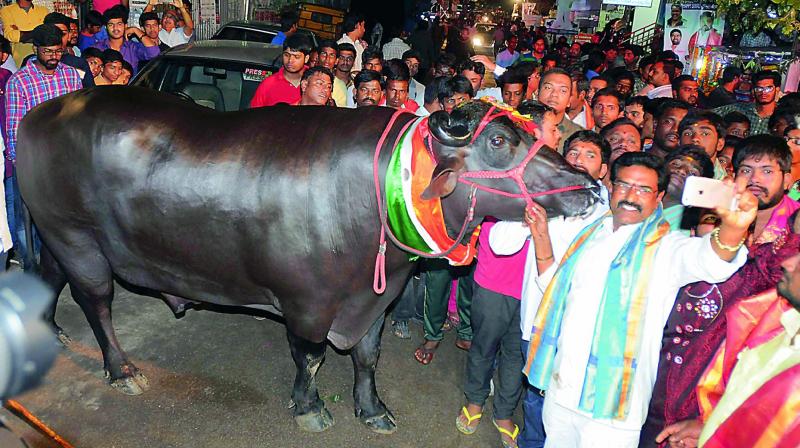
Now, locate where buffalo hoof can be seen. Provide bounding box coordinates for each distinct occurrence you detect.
[109,372,150,396]
[361,411,397,435]
[294,407,335,433]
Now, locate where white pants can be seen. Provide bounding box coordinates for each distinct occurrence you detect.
[543,397,641,448]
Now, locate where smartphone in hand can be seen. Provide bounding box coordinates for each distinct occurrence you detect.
[681,177,738,210]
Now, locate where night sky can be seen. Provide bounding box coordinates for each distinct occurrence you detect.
[350,0,411,37]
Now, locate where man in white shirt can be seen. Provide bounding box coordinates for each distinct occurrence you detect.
[523,152,756,447]
[143,0,193,48]
[402,49,425,108]
[646,61,677,100]
[489,130,612,447]
[381,28,410,61]
[337,12,367,73]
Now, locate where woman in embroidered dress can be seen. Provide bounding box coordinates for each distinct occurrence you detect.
[639,209,800,447]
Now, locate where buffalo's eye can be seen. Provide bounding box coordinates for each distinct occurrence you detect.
[490,136,506,147]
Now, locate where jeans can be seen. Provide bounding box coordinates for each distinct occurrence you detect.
[9,170,39,269]
[520,339,546,448]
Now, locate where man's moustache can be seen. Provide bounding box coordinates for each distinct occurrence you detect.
[617,200,642,212]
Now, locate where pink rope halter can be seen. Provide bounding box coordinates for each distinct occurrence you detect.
[372,105,589,293]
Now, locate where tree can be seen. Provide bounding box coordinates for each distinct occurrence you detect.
[715,0,800,36]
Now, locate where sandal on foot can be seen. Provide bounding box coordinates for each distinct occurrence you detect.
[492,419,520,448]
[455,406,482,435]
[455,338,472,351]
[413,344,436,365]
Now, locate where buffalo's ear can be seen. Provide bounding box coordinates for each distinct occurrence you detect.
[422,169,458,199]
[421,156,465,199]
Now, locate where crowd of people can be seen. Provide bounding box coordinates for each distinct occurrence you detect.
[0,5,797,448]
[247,12,800,448]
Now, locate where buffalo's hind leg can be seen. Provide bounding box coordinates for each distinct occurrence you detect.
[351,313,396,434]
[50,238,150,395]
[286,329,334,432]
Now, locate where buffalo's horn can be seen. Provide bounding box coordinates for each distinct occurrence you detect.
[428,111,472,147]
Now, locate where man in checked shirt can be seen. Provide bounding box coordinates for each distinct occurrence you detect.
[4,23,82,269]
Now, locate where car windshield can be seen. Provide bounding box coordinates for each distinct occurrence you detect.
[134,57,276,111]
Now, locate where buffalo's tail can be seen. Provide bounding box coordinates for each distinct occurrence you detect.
[21,200,36,273]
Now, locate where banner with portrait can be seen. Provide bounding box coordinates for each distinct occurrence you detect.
[663,2,725,70]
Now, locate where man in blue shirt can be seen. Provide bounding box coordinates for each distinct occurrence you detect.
[271,11,298,46]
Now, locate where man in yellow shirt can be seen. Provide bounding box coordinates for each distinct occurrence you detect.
[0,0,49,64]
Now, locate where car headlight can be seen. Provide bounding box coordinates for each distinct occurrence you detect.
[472,36,483,46]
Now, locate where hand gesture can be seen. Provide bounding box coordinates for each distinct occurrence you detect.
[655,419,702,448]
[715,175,757,232]
[171,0,184,9]
[470,55,496,72]
[524,202,549,241]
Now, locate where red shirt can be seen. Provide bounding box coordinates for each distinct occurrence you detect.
[378,98,420,113]
[249,67,301,108]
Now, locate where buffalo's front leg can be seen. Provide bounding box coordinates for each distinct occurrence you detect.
[351,313,396,434]
[286,329,333,432]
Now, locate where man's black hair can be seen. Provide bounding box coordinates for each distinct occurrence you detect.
[626,95,648,108]
[732,135,792,173]
[621,43,641,57]
[584,50,605,72]
[678,110,726,139]
[541,53,559,66]
[31,24,63,48]
[361,48,383,65]
[337,42,356,56]
[666,145,715,179]
[401,49,422,62]
[103,5,129,25]
[517,100,554,124]
[43,12,71,28]
[82,46,103,61]
[600,117,642,149]
[564,130,612,165]
[654,98,691,120]
[284,33,313,55]
[670,28,682,37]
[86,10,104,27]
[509,60,538,79]
[611,151,669,192]
[671,74,695,93]
[591,87,624,108]
[498,71,528,89]
[0,35,11,55]
[724,111,750,127]
[657,50,679,62]
[777,92,800,113]
[301,65,334,83]
[139,11,160,28]
[438,75,474,104]
[614,70,635,85]
[353,69,384,90]
[723,135,742,149]
[751,70,781,87]
[769,109,795,134]
[383,58,410,82]
[541,67,570,85]
[638,54,656,71]
[571,72,590,94]
[316,39,338,53]
[120,59,133,74]
[342,12,365,34]
[720,66,742,84]
[279,11,298,32]
[457,59,485,76]
[101,48,124,64]
[425,76,449,105]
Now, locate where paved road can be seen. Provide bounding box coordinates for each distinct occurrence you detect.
[3,284,520,448]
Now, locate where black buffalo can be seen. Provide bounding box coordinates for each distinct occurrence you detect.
[16,87,599,434]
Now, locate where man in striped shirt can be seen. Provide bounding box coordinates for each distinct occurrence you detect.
[4,23,82,268]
